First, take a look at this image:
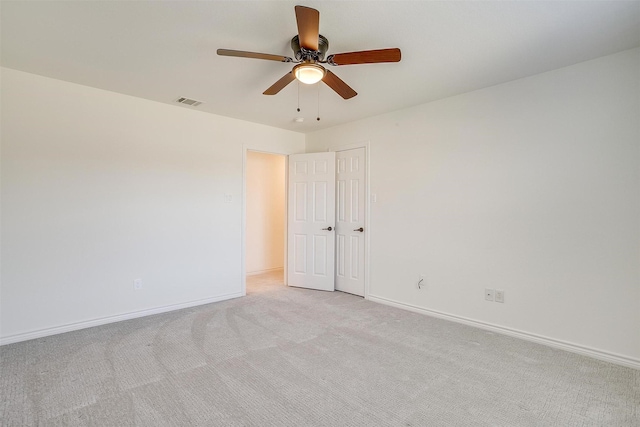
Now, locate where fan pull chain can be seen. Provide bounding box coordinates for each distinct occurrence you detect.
[316,83,320,121]
[297,81,300,112]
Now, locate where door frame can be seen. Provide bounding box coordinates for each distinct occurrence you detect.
[328,141,371,299]
[241,142,370,299]
[241,146,290,296]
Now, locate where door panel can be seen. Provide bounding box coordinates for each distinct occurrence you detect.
[287,152,336,291]
[293,234,307,273]
[335,148,366,296]
[294,182,307,221]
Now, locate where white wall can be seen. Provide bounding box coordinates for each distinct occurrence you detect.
[306,48,640,365]
[0,67,304,343]
[246,151,285,274]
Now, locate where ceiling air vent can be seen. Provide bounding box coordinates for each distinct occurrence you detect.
[175,97,203,107]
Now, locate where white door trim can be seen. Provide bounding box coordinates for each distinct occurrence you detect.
[241,146,290,296]
[328,141,371,299]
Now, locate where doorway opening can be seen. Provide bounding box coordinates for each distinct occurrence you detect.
[245,151,287,293]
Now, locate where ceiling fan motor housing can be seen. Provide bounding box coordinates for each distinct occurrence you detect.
[291,35,329,61]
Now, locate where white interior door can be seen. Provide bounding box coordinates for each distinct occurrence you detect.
[335,148,366,296]
[287,152,336,291]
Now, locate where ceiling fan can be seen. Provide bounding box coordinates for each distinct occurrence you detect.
[217,5,401,100]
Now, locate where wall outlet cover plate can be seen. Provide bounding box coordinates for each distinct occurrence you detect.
[485,288,494,301]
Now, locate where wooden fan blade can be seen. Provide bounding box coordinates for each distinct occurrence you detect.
[327,48,401,66]
[322,70,357,99]
[217,49,293,63]
[263,72,296,95]
[295,6,319,51]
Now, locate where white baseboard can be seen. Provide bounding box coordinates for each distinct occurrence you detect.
[0,292,243,346]
[367,294,640,370]
[246,267,284,276]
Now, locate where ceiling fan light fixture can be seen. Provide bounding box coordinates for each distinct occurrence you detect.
[293,63,326,84]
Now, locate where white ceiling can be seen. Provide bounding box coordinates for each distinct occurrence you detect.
[2,1,639,133]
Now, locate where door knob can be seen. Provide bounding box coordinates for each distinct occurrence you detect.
[353,227,364,232]
[322,226,333,231]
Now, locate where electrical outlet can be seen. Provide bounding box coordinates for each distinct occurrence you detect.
[495,289,505,303]
[485,288,494,301]
[134,279,143,290]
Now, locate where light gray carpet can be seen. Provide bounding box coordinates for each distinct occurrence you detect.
[1,270,638,426]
